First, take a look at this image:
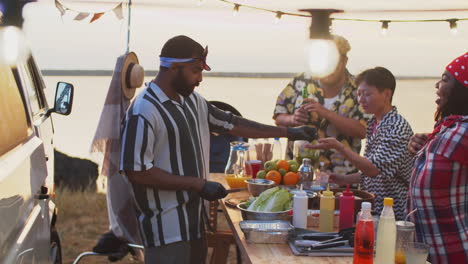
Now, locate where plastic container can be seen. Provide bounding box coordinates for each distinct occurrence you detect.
[375,197,396,264]
[293,186,308,228]
[338,184,354,230]
[298,158,314,190]
[319,184,335,232]
[353,202,374,264]
[395,221,415,264]
[239,220,294,244]
[272,138,283,160]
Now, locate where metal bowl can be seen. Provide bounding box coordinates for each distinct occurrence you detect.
[244,178,276,197]
[237,202,291,221]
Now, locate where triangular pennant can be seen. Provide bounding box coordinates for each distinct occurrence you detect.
[90,12,105,23]
[112,3,123,20]
[74,12,90,21]
[55,0,66,16]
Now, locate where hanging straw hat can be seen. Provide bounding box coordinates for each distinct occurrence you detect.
[121,52,144,99]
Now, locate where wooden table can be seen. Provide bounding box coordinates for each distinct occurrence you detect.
[209,173,353,264]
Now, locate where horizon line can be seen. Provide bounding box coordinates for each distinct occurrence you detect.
[42,70,438,79]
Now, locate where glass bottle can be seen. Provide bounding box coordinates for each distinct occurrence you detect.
[225,141,252,188]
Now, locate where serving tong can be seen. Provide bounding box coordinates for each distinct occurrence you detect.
[294,227,355,250]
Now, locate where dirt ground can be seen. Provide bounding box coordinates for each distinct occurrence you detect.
[55,189,238,264]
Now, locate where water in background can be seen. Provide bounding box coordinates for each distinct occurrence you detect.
[44,76,437,159]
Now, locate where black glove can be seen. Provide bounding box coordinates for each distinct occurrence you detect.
[199,181,228,201]
[287,126,318,141]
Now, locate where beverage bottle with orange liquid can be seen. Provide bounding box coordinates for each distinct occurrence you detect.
[224,141,251,188]
[353,202,374,264]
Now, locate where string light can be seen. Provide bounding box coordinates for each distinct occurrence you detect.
[217,0,467,35]
[448,19,458,35]
[381,20,389,36]
[274,11,283,24]
[232,4,240,17]
[197,0,206,6]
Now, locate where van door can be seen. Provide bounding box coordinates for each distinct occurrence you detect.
[0,65,51,263]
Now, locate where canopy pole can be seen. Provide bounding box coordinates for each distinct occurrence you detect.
[125,0,132,53]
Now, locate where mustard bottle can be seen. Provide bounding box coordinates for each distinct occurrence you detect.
[319,184,335,232]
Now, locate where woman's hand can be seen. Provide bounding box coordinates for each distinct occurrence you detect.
[408,133,428,155]
[308,137,344,152]
[328,173,348,185]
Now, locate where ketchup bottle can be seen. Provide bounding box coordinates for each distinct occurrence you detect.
[339,184,355,230]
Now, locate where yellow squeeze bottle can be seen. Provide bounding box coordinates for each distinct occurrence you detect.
[319,184,335,232]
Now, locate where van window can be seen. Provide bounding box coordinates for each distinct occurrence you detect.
[0,65,31,156]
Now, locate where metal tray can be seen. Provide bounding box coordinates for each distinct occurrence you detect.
[239,220,294,244]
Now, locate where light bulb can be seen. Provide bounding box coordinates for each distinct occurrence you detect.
[197,0,205,6]
[449,20,458,35]
[232,4,240,17]
[274,12,282,24]
[381,21,389,36]
[306,39,340,78]
[0,26,31,66]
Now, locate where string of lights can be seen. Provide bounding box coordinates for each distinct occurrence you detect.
[214,0,468,35]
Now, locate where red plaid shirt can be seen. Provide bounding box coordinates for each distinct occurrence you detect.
[409,115,468,264]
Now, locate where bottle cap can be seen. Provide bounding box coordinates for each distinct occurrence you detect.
[322,184,334,197]
[361,202,371,211]
[342,184,353,196]
[383,197,394,206]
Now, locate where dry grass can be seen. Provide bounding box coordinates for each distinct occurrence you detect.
[55,188,237,264]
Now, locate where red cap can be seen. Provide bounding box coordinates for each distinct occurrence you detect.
[342,184,353,196]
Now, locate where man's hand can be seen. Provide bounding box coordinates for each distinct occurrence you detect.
[199,181,228,201]
[303,98,329,118]
[408,133,428,155]
[308,137,344,152]
[287,126,317,141]
[289,105,310,126]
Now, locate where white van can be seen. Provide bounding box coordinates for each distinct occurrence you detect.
[0,30,73,263]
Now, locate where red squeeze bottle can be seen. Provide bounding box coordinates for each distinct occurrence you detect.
[353,202,374,264]
[339,184,355,230]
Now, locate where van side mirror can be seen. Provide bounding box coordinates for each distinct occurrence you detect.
[51,82,74,116]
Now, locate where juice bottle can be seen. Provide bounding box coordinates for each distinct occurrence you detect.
[353,202,374,264]
[319,184,335,232]
[339,184,355,230]
[375,198,396,264]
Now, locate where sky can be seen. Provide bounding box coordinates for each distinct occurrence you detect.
[20,0,468,77]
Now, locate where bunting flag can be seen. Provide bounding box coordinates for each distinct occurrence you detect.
[54,0,124,23]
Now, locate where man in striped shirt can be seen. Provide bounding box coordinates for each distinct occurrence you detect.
[120,35,316,264]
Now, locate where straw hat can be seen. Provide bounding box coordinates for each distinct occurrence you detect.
[121,52,144,99]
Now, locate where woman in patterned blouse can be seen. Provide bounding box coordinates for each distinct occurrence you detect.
[311,67,414,220]
[407,52,468,264]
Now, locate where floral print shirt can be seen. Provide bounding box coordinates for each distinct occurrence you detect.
[273,71,368,174]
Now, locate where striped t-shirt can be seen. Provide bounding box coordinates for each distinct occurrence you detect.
[120,82,235,247]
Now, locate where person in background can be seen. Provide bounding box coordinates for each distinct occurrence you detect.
[273,35,367,174]
[120,35,317,264]
[310,67,414,220]
[407,52,468,263]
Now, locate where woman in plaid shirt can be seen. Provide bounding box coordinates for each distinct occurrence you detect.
[408,52,468,263]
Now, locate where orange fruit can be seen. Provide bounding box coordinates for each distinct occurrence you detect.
[283,172,299,186]
[276,160,290,171]
[265,170,282,185]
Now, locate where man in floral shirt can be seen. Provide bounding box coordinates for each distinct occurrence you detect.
[273,35,368,174]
